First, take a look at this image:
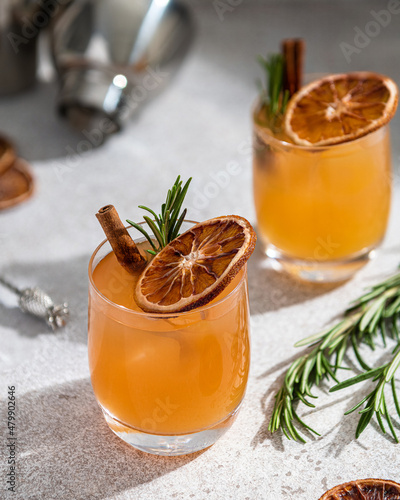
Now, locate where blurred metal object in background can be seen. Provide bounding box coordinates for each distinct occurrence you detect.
[0,0,40,95]
[51,0,194,138]
[0,0,71,95]
[0,275,69,330]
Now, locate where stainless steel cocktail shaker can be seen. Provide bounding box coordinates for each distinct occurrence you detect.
[51,0,193,135]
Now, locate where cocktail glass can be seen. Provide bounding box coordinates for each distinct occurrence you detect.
[253,103,392,282]
[88,222,251,456]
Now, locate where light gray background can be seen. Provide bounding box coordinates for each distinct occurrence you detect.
[1,1,400,499]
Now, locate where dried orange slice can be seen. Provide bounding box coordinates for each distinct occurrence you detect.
[319,478,400,500]
[285,72,398,146]
[135,216,256,313]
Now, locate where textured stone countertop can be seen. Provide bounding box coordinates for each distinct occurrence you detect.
[1,1,400,499]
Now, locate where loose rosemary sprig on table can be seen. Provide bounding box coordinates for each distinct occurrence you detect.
[127,176,191,255]
[257,53,290,129]
[268,269,400,443]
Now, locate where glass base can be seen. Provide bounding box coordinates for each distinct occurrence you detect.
[102,405,241,456]
[265,244,376,283]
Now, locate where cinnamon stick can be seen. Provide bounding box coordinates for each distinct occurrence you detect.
[282,38,305,97]
[96,205,146,274]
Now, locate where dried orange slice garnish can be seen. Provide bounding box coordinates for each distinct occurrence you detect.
[285,72,398,146]
[319,478,400,500]
[135,216,256,313]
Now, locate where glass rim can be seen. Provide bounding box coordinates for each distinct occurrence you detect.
[252,98,389,152]
[88,220,248,318]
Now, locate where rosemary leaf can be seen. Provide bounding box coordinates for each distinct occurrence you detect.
[295,390,316,408]
[392,315,400,341]
[384,295,400,317]
[376,411,386,434]
[350,333,371,371]
[137,205,160,225]
[359,296,386,331]
[344,394,370,415]
[383,398,398,443]
[380,320,387,347]
[329,367,383,392]
[293,410,320,436]
[143,216,164,248]
[126,220,157,252]
[334,338,347,370]
[171,208,187,241]
[355,407,374,438]
[385,348,400,381]
[392,377,400,418]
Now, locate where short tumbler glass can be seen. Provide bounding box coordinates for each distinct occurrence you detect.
[88,224,251,456]
[253,107,392,282]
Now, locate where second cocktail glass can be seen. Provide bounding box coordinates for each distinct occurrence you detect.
[253,104,392,282]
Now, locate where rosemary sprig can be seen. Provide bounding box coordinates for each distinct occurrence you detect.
[268,269,400,442]
[257,53,290,129]
[127,176,191,255]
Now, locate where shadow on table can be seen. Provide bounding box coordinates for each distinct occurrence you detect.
[0,255,90,344]
[247,240,343,314]
[15,378,201,500]
[0,82,85,162]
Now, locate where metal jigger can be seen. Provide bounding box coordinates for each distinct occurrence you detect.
[50,0,193,138]
[0,276,69,330]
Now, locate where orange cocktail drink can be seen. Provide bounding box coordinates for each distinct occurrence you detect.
[252,71,397,282]
[88,225,251,455]
[253,113,391,280]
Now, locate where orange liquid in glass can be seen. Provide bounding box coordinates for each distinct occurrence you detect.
[253,115,391,261]
[88,248,250,435]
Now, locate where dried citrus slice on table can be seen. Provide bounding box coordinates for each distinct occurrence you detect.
[135,215,256,313]
[319,478,400,500]
[285,72,398,146]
